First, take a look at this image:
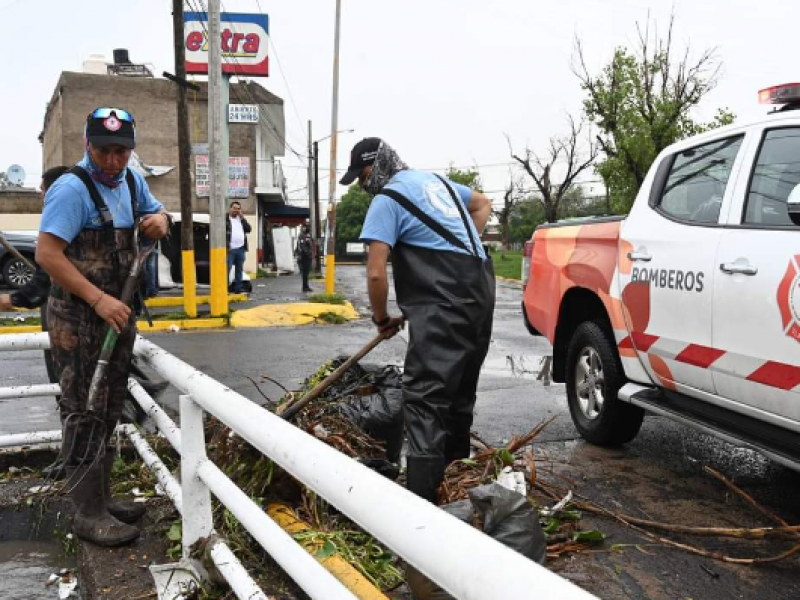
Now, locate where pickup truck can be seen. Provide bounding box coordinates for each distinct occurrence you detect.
[522,83,800,471]
[0,230,37,289]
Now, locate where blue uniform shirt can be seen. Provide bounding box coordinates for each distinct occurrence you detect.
[40,156,164,244]
[359,170,486,259]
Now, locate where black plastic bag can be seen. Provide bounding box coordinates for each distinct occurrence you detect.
[407,483,547,599]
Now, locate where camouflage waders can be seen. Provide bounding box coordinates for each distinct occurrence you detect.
[48,228,141,546]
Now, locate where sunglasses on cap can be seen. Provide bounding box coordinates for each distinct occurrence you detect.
[89,107,135,123]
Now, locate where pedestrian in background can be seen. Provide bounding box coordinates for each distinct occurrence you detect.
[226,200,251,293]
[341,137,495,503]
[296,223,314,293]
[144,240,160,298]
[36,107,170,547]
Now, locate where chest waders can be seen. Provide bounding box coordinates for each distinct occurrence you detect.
[46,167,143,546]
[381,175,495,503]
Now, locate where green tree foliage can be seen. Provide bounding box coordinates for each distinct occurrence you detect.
[334,184,372,256]
[575,17,735,213]
[445,166,482,191]
[508,198,545,245]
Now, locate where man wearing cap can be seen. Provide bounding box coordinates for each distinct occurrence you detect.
[36,107,170,546]
[342,138,495,503]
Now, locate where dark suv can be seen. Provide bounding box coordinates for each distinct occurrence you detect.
[0,231,38,289]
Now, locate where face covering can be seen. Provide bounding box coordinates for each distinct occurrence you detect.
[362,141,408,196]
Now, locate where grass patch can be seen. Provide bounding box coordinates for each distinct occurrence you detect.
[0,316,41,326]
[490,249,522,280]
[257,268,277,278]
[308,292,346,305]
[316,311,348,325]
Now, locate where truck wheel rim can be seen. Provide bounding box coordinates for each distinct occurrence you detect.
[575,346,605,420]
[7,260,34,287]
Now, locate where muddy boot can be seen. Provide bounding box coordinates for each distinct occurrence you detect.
[68,462,139,547]
[103,450,145,524]
[405,457,446,504]
[41,458,67,480]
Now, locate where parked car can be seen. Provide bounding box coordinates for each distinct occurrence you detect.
[0,230,38,289]
[522,83,800,471]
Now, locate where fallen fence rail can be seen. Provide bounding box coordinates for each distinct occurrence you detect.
[0,331,596,600]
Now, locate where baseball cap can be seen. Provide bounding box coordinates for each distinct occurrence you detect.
[85,107,136,149]
[340,137,381,185]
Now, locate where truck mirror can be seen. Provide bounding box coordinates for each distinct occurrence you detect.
[788,184,800,227]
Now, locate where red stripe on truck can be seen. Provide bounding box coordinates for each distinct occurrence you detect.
[674,344,725,369]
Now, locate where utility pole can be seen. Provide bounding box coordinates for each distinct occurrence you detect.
[307,120,318,274]
[313,140,321,275]
[324,0,342,295]
[171,0,197,318]
[208,0,229,316]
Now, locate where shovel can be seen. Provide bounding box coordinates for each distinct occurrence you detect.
[59,234,155,487]
[280,330,390,421]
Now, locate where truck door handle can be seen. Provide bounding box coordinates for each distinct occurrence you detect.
[720,262,758,276]
[627,251,652,262]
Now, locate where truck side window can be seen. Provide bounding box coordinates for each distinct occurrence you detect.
[658,135,744,224]
[743,128,800,227]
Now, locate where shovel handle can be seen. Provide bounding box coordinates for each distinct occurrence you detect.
[0,232,37,272]
[280,331,389,421]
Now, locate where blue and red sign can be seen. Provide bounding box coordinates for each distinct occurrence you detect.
[185,12,269,77]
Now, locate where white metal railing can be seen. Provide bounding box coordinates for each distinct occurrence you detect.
[0,332,595,600]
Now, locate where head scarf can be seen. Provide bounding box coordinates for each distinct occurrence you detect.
[82,143,127,189]
[362,141,408,196]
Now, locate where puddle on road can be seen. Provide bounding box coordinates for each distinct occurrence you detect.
[0,540,78,600]
[481,353,549,381]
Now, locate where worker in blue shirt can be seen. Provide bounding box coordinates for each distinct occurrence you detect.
[37,107,171,547]
[342,137,495,503]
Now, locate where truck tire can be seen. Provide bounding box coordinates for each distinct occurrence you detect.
[565,321,644,445]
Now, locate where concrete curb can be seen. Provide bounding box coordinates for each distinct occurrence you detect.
[267,503,389,600]
[145,293,248,308]
[495,276,522,286]
[0,302,360,335]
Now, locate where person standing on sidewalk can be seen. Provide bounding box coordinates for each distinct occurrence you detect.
[36,107,170,547]
[296,223,314,292]
[341,137,495,504]
[226,201,251,293]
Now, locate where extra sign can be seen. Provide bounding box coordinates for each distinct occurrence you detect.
[184,12,269,77]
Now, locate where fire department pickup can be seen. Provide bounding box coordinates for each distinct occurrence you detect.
[522,84,800,471]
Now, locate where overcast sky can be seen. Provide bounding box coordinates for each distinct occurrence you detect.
[0,0,796,207]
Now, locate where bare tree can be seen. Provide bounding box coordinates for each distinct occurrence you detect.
[508,116,597,223]
[493,172,524,249]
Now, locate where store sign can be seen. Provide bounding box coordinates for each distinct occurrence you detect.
[185,12,269,77]
[195,156,250,198]
[228,104,259,123]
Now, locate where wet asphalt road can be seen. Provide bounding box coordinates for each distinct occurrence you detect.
[2,266,799,599]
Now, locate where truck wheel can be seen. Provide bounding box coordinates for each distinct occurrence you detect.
[2,255,36,289]
[565,321,644,445]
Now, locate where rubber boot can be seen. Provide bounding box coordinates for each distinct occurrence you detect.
[67,462,139,547]
[405,456,446,504]
[103,450,145,524]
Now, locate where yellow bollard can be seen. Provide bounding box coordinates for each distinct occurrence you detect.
[181,249,198,318]
[209,247,229,317]
[325,254,336,295]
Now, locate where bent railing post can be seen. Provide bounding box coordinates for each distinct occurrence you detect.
[180,394,214,557]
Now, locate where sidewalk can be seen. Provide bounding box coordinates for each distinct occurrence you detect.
[0,270,365,333]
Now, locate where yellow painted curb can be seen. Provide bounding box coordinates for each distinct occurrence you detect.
[230,302,359,328]
[495,276,522,285]
[267,503,389,600]
[137,318,228,332]
[0,325,42,334]
[145,293,248,308]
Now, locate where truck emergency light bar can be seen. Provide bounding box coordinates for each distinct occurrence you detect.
[758,83,800,105]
